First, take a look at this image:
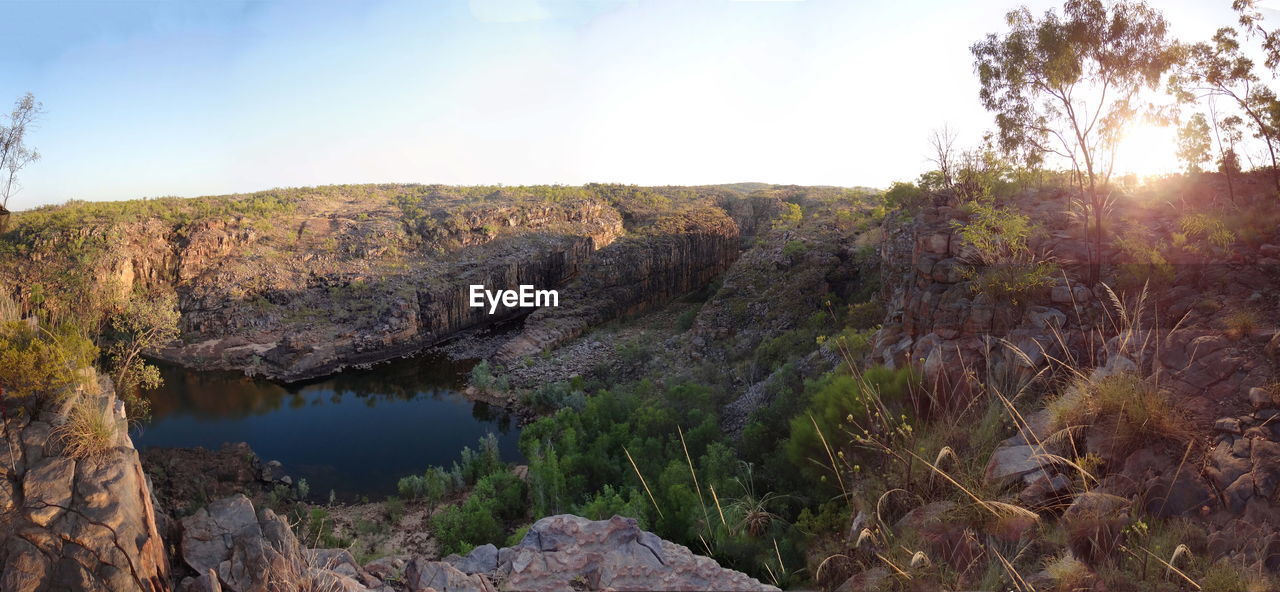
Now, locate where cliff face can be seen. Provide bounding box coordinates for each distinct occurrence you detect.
[1,376,170,592]
[495,209,741,362]
[2,185,778,381]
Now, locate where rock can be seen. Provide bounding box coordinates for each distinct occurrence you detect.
[181,495,261,575]
[834,567,891,592]
[985,445,1051,487]
[1250,387,1278,410]
[181,494,387,592]
[1215,417,1243,434]
[405,560,496,592]
[495,515,777,591]
[22,456,74,527]
[445,543,499,576]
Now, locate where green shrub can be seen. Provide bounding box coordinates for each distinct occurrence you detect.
[883,182,928,215]
[430,471,527,555]
[782,240,807,259]
[676,309,697,332]
[0,321,96,399]
[785,366,918,486]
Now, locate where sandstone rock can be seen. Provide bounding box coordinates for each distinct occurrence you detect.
[22,456,74,527]
[985,445,1051,487]
[445,543,499,576]
[1216,417,1243,434]
[1250,387,1278,410]
[405,560,496,592]
[437,515,777,592]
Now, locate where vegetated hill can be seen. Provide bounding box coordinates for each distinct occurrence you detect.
[464,171,1280,590]
[0,183,869,381]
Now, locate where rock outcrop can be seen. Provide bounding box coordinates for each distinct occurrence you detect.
[0,378,171,591]
[173,497,774,592]
[176,495,391,592]
[495,210,741,362]
[422,514,778,591]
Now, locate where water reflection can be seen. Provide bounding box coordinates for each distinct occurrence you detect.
[133,352,521,499]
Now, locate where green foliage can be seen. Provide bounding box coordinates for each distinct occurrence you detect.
[522,381,586,414]
[104,290,180,417]
[397,466,453,508]
[781,240,807,259]
[528,441,568,517]
[964,261,1058,302]
[1177,113,1213,173]
[430,471,528,555]
[774,203,803,228]
[785,367,918,486]
[469,360,508,392]
[952,201,1034,264]
[676,308,697,332]
[0,320,95,399]
[883,181,927,214]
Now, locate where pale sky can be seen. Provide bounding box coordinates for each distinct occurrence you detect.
[0,0,1260,208]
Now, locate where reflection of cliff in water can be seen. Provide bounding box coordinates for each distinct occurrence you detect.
[133,351,520,497]
[143,351,475,420]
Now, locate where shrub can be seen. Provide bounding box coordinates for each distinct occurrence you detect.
[785,366,918,485]
[469,360,507,391]
[430,471,527,555]
[782,240,807,259]
[964,261,1058,302]
[774,203,803,228]
[676,308,697,332]
[0,321,96,399]
[952,201,1035,264]
[883,182,928,215]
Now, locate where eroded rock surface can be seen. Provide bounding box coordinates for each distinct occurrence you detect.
[427,514,778,592]
[0,381,171,592]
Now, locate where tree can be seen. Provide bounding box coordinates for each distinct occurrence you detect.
[1176,113,1212,173]
[1211,100,1244,203]
[0,93,42,231]
[927,125,959,193]
[1169,27,1280,191]
[972,0,1176,283]
[105,291,180,416]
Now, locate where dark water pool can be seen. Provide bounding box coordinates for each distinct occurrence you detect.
[130,353,521,499]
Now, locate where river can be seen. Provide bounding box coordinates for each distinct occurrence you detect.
[130,352,521,500]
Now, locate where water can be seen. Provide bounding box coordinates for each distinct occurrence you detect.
[131,353,521,499]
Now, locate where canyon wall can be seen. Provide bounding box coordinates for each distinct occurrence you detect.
[495,209,742,362]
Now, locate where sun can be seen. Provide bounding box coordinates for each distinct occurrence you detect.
[1112,120,1182,178]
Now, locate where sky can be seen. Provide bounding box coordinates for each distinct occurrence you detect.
[0,0,1266,208]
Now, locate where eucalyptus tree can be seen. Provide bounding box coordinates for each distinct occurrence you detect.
[1169,27,1280,192]
[1176,113,1212,174]
[971,0,1176,283]
[0,93,42,231]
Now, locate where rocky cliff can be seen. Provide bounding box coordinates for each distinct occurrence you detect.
[1,375,170,592]
[495,209,742,362]
[0,185,796,382]
[175,496,777,592]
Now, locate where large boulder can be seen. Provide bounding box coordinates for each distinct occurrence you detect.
[429,514,778,592]
[178,495,389,592]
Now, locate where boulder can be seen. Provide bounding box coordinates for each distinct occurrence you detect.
[437,514,777,592]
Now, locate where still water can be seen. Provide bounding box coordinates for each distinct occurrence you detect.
[130,353,521,499]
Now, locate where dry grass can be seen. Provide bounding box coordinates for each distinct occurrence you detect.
[1223,309,1259,340]
[54,396,119,460]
